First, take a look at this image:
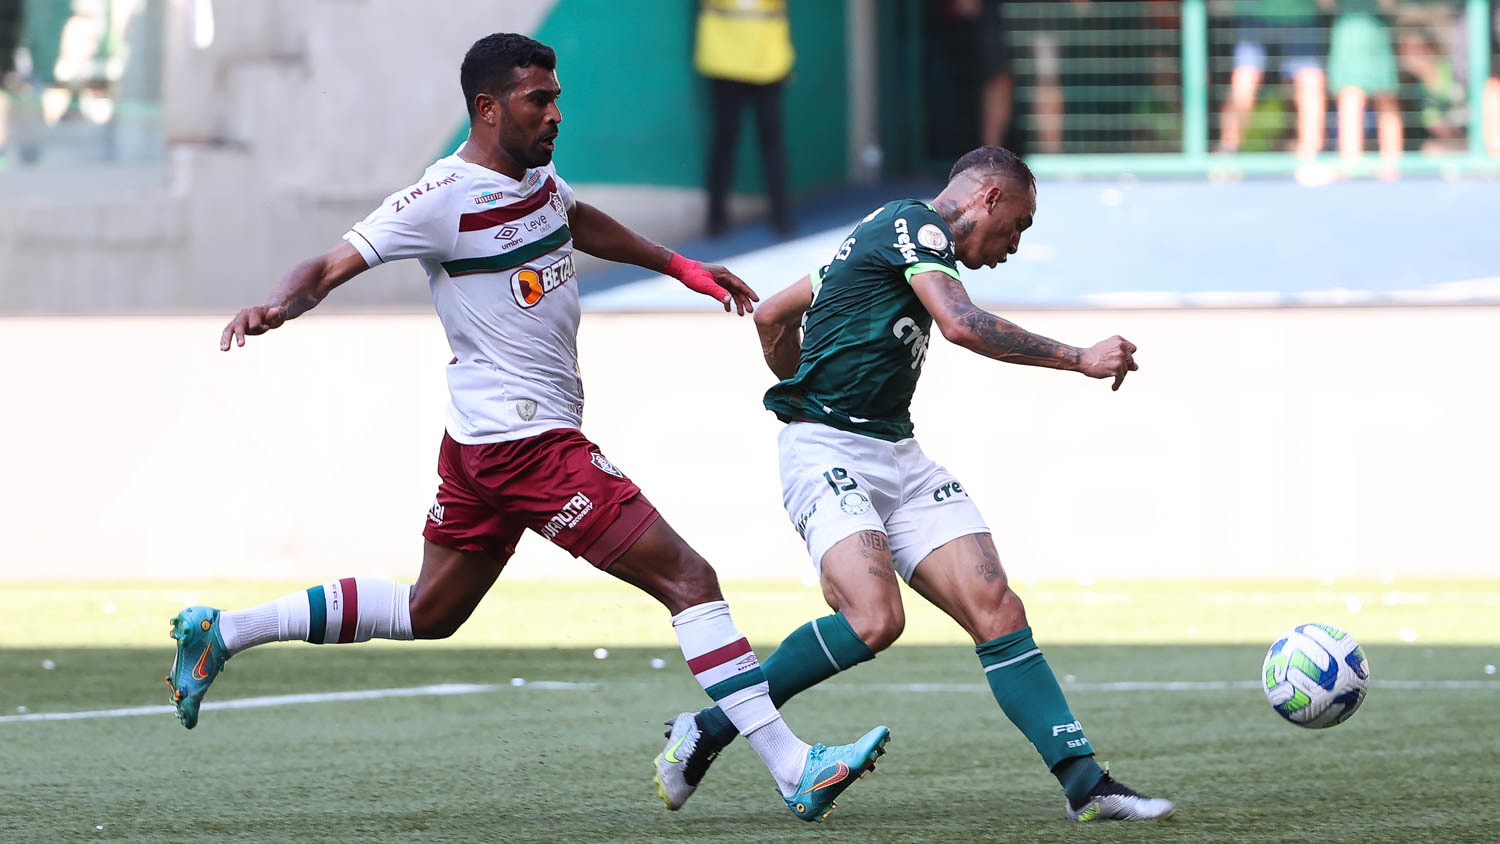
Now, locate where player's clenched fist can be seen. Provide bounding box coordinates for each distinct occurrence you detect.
[1079,335,1139,391]
[220,305,289,350]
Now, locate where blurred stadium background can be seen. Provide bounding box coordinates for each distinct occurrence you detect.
[2,1,1497,841]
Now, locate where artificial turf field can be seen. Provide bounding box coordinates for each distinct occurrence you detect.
[4,580,1498,842]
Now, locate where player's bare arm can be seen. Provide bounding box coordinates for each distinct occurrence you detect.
[569,200,758,315]
[752,275,813,379]
[910,270,1138,390]
[219,241,369,350]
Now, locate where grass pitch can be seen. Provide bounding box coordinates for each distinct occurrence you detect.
[3,581,1498,842]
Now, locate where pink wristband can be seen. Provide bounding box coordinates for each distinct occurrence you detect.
[665,253,729,302]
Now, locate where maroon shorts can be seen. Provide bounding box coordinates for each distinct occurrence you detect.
[422,428,659,569]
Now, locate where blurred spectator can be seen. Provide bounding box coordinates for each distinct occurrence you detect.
[1324,0,1402,170]
[44,0,116,127]
[1005,0,1086,154]
[1218,0,1326,158]
[1488,6,1500,156]
[695,0,794,237]
[1396,24,1465,153]
[0,0,19,159]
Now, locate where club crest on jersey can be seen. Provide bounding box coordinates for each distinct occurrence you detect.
[549,190,567,221]
[515,400,538,422]
[917,224,948,251]
[510,254,576,309]
[590,451,624,478]
[839,491,872,515]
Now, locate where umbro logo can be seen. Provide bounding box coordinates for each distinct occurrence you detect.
[495,225,519,240]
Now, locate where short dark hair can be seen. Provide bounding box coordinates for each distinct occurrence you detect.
[460,33,557,120]
[948,146,1036,193]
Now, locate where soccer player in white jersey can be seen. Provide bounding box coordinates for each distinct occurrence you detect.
[654,147,1175,822]
[166,33,887,823]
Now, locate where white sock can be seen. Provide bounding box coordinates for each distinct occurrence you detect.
[671,601,810,795]
[218,578,413,655]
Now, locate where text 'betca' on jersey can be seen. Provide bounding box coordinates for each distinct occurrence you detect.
[763,200,959,442]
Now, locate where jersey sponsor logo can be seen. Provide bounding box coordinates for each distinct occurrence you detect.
[892,317,930,370]
[510,253,576,309]
[892,218,918,264]
[427,500,446,526]
[527,169,543,187]
[839,491,871,515]
[516,400,538,422]
[496,225,520,240]
[590,451,624,478]
[391,172,462,213]
[917,223,948,251]
[473,190,507,206]
[932,480,966,502]
[542,493,594,539]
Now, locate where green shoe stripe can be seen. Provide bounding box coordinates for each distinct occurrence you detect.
[307,586,327,644]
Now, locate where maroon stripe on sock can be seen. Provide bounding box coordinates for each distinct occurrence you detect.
[337,578,358,644]
[686,638,752,675]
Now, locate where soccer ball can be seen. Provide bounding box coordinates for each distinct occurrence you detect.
[1261,623,1371,728]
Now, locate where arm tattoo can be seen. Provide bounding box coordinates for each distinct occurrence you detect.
[934,277,1079,369]
[958,307,1082,369]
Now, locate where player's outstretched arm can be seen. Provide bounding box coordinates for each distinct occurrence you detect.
[753,275,814,380]
[568,200,758,315]
[910,270,1138,390]
[219,241,369,351]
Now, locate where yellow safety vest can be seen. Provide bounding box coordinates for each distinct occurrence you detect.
[694,0,795,84]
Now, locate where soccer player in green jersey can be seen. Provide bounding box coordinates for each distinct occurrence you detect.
[654,146,1174,822]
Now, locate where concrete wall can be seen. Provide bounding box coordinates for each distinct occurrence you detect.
[1,306,1495,583]
[0,0,853,312]
[0,0,559,311]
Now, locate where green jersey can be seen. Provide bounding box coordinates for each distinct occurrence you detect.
[764,199,960,442]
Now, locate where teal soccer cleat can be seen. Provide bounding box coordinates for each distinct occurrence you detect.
[785,725,891,822]
[165,606,230,729]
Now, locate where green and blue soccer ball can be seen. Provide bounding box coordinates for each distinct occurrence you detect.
[1262,623,1371,729]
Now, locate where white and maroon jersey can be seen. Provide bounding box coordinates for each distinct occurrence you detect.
[344,155,582,444]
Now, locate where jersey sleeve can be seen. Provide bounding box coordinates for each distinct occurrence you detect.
[872,203,960,284]
[344,174,465,266]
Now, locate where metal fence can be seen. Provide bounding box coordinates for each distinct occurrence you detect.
[912,0,1498,178]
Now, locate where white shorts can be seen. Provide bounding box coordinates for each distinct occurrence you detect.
[778,422,991,583]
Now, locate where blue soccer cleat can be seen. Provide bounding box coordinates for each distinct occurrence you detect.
[165,606,230,729]
[785,725,891,822]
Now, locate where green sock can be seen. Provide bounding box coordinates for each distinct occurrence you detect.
[976,626,1103,804]
[697,613,875,747]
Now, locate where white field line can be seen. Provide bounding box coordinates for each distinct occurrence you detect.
[0,680,596,724]
[1,678,1492,725]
